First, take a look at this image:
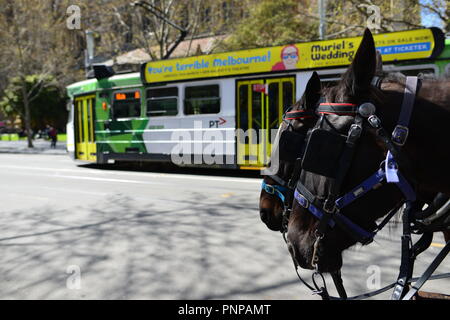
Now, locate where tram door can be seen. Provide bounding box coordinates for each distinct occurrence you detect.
[74,95,97,162]
[236,77,295,168]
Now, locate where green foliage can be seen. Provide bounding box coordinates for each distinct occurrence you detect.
[0,75,68,131]
[219,0,318,51]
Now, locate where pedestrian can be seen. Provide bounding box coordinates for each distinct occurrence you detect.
[48,125,57,148]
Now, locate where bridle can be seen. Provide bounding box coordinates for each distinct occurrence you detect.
[295,78,417,265]
[281,76,449,300]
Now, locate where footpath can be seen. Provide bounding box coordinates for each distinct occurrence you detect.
[0,139,67,155]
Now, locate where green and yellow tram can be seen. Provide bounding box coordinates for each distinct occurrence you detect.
[66,28,449,169]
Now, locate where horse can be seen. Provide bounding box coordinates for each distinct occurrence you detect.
[259,72,321,231]
[285,29,450,297]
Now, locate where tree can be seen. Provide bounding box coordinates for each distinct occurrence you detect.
[219,0,448,52]
[0,0,84,147]
[218,0,318,51]
[82,0,242,60]
[0,75,67,133]
[298,0,448,39]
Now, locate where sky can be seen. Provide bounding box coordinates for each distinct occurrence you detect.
[420,0,446,28]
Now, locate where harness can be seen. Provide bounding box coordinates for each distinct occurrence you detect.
[283,76,449,300]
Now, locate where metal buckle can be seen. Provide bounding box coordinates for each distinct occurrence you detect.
[264,185,275,195]
[392,125,409,146]
[347,124,362,144]
[298,193,309,209]
[323,198,336,214]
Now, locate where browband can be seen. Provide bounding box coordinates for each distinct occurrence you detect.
[285,110,315,120]
[317,103,358,116]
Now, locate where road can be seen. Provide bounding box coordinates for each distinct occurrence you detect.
[0,153,448,299]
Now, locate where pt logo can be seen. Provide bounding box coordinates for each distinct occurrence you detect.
[209,117,227,128]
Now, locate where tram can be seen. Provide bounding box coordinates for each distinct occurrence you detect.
[66,27,449,169]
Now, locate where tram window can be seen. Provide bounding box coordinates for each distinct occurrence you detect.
[147,87,178,117]
[267,82,279,129]
[282,81,293,110]
[112,90,141,119]
[238,85,248,132]
[184,85,220,115]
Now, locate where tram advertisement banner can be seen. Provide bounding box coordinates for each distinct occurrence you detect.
[142,28,443,84]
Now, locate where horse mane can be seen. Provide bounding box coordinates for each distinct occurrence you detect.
[321,71,450,112]
[383,71,450,82]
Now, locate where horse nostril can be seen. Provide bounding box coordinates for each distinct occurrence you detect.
[260,208,270,223]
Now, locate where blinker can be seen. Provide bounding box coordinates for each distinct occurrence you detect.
[279,130,306,161]
[301,128,347,178]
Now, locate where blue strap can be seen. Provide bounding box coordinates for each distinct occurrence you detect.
[294,189,336,228]
[335,169,386,209]
[332,212,375,244]
[336,164,416,208]
[396,171,416,201]
[295,189,375,243]
[261,181,288,203]
[294,188,374,243]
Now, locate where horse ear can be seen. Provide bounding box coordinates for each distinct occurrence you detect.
[345,28,376,94]
[304,71,321,109]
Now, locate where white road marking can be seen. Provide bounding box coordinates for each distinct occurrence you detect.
[0,164,261,184]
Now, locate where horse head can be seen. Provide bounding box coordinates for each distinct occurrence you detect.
[286,28,450,273]
[259,72,321,231]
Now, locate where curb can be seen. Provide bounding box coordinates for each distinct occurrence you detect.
[0,148,67,155]
[0,141,67,155]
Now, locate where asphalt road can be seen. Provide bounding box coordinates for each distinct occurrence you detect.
[0,153,448,300]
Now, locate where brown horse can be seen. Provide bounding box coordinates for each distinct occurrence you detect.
[259,72,320,231]
[286,29,450,274]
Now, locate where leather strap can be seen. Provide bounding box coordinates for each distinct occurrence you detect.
[402,241,450,300]
[285,110,315,120]
[392,76,418,146]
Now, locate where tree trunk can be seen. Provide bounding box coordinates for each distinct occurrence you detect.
[21,81,33,148]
